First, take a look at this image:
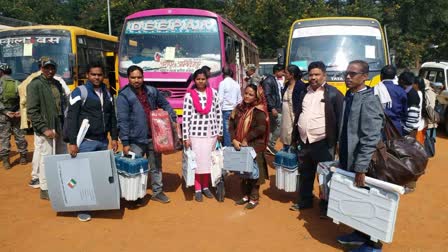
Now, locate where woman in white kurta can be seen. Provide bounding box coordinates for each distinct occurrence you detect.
[182,68,223,202]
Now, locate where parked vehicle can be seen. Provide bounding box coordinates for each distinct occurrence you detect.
[419,61,448,133]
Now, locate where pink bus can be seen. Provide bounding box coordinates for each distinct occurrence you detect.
[118,8,259,121]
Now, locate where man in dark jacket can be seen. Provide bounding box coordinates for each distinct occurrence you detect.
[290,61,344,215]
[117,65,178,204]
[262,64,284,154]
[66,63,118,156]
[337,60,384,252]
[374,65,407,135]
[27,59,67,200]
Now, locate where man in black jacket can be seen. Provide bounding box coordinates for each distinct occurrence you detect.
[262,64,284,154]
[65,63,118,221]
[66,63,118,157]
[291,61,344,215]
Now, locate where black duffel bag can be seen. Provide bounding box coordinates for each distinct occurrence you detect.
[367,115,428,186]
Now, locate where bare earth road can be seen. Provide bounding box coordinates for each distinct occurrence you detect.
[0,134,447,252]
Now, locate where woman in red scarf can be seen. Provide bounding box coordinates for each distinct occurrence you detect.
[182,68,223,202]
[229,84,270,209]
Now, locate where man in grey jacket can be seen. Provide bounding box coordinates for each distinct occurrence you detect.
[336,60,384,252]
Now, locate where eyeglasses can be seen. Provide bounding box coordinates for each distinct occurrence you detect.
[343,71,366,78]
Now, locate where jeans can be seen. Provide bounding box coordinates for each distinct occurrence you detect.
[426,127,436,139]
[79,139,108,152]
[268,112,282,149]
[222,110,232,147]
[130,140,163,195]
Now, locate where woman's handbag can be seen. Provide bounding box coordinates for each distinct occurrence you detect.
[182,148,196,187]
[367,114,428,186]
[210,142,224,187]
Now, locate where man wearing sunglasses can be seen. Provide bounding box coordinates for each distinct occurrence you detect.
[336,60,385,252]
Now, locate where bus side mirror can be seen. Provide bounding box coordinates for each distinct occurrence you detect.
[277,48,285,65]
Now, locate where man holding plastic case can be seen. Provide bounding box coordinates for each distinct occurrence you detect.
[290,61,343,215]
[66,63,118,156]
[27,59,67,200]
[337,60,385,252]
[117,65,178,204]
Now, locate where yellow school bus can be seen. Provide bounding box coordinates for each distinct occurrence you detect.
[285,17,390,94]
[0,25,118,92]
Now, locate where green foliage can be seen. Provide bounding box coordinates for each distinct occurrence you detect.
[1,0,447,67]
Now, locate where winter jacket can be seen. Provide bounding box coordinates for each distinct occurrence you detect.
[26,74,66,136]
[292,83,344,148]
[338,88,384,173]
[261,74,282,112]
[66,81,118,145]
[117,84,177,146]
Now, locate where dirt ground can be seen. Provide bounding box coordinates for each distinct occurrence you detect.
[0,133,447,252]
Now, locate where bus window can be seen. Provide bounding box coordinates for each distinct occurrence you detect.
[0,34,72,82]
[119,16,221,75]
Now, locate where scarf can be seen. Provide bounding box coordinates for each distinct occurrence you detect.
[374,80,393,109]
[234,85,270,146]
[187,86,213,115]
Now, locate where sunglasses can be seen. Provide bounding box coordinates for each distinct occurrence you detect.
[343,71,366,78]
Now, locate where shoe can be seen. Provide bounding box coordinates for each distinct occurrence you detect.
[152,192,170,204]
[77,212,92,222]
[337,231,368,246]
[235,197,249,205]
[266,146,277,155]
[244,200,259,209]
[2,157,11,170]
[319,207,329,219]
[40,190,50,200]
[289,201,313,211]
[28,178,40,189]
[202,188,214,198]
[404,187,415,194]
[19,154,27,165]
[135,198,144,207]
[349,243,382,252]
[195,191,203,202]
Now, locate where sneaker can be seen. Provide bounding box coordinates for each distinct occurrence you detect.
[266,146,277,155]
[235,197,249,205]
[28,178,40,189]
[195,191,203,202]
[19,154,27,165]
[77,212,92,222]
[337,231,368,246]
[40,190,50,200]
[202,188,214,199]
[244,200,259,210]
[349,243,382,252]
[152,192,170,204]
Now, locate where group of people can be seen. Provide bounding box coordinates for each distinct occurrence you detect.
[0,55,436,249]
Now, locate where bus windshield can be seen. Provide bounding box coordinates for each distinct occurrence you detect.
[119,16,221,75]
[289,25,385,75]
[0,34,72,82]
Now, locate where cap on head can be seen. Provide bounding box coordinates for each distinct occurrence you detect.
[245,64,256,72]
[42,59,57,68]
[0,63,10,72]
